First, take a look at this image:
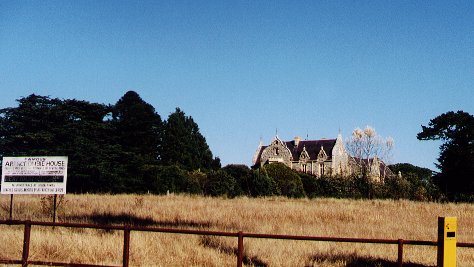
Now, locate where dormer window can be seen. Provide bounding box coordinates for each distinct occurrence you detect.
[317,146,327,162]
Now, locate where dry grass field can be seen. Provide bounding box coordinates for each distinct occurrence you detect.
[1,194,474,266]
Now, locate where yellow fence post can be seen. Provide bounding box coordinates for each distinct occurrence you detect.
[437,217,457,267]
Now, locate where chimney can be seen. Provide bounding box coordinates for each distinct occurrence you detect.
[294,136,301,146]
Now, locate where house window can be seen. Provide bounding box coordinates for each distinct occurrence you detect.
[274,147,279,155]
[302,164,307,173]
[319,163,325,176]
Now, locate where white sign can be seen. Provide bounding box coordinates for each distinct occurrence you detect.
[1,156,68,194]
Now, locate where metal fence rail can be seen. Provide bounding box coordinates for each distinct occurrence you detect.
[1,219,473,267]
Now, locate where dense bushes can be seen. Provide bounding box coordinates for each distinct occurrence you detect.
[263,163,305,198]
[141,163,442,201]
[249,168,280,197]
[203,170,238,197]
[138,161,443,201]
[68,159,444,201]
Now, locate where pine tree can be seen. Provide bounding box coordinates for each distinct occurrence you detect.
[161,108,216,170]
[113,91,163,162]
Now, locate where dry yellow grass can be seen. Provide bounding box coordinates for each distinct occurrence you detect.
[1,194,474,266]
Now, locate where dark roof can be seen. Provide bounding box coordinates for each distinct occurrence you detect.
[285,139,336,161]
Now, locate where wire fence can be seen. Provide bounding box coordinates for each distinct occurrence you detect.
[1,219,473,267]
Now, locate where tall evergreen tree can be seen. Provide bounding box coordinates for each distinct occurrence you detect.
[161,108,219,170]
[417,111,474,201]
[112,91,163,162]
[57,99,126,193]
[0,94,63,156]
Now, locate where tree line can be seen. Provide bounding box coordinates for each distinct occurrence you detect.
[0,91,220,193]
[0,92,472,201]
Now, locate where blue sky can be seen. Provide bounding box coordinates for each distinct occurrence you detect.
[0,1,473,170]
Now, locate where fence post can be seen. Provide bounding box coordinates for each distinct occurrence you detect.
[123,226,131,267]
[22,221,32,267]
[9,194,13,220]
[52,194,58,223]
[237,231,244,267]
[397,239,403,267]
[437,217,457,267]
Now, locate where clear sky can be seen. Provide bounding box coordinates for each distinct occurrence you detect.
[0,1,473,170]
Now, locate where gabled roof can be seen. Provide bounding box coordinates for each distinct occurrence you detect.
[253,138,337,166]
[284,139,336,161]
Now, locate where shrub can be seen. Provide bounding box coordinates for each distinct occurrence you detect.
[300,173,320,198]
[146,165,201,194]
[263,163,305,198]
[203,170,238,197]
[222,164,251,195]
[249,168,279,197]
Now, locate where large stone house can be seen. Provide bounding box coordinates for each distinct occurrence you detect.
[252,134,391,181]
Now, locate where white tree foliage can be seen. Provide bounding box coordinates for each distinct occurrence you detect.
[346,126,394,176]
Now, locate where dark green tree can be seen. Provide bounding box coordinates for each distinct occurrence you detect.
[149,165,201,194]
[387,163,439,200]
[417,111,474,201]
[251,168,280,197]
[381,175,412,200]
[300,173,321,198]
[316,175,354,199]
[389,163,433,184]
[263,163,305,198]
[55,98,126,193]
[0,95,63,156]
[161,108,219,170]
[112,91,163,162]
[203,170,237,197]
[0,95,127,193]
[222,164,251,195]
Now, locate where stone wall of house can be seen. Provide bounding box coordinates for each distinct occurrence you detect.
[259,137,292,166]
[253,134,390,181]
